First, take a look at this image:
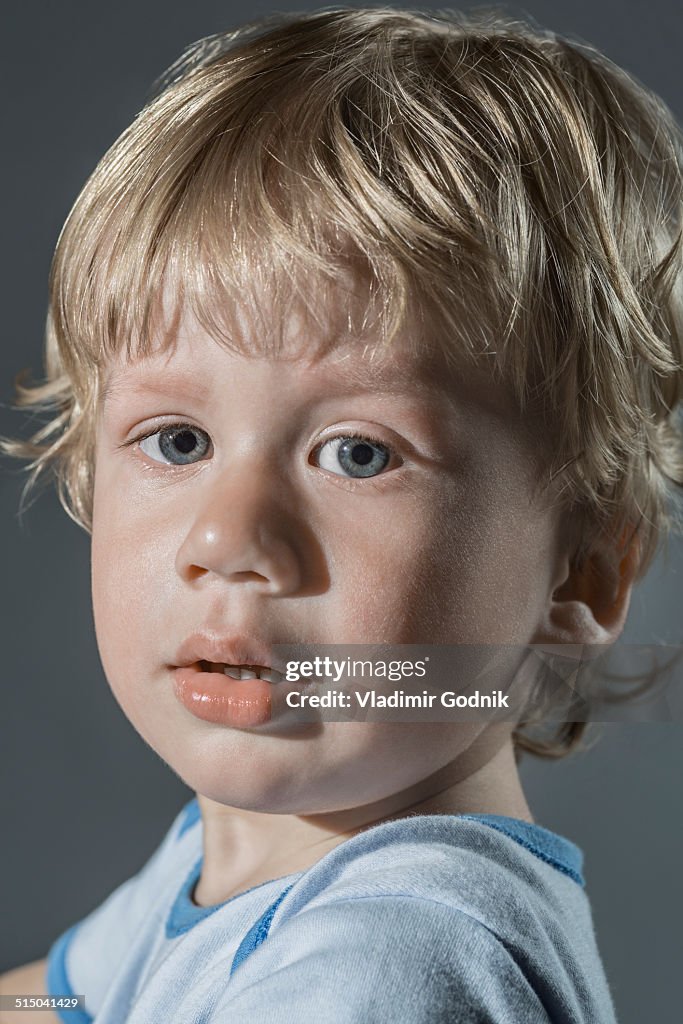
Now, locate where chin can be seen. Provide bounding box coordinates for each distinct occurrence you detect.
[156,742,309,812]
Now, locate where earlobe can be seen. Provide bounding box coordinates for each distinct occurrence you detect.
[531,530,641,655]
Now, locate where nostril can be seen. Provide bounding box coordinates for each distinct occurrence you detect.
[231,570,271,584]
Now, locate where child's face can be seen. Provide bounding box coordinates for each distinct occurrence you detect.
[92,289,563,812]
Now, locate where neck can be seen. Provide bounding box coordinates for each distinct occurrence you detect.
[193,725,532,907]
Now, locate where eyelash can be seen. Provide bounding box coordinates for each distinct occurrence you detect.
[122,421,204,453]
[122,421,400,478]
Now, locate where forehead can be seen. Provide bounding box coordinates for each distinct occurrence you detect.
[101,276,453,399]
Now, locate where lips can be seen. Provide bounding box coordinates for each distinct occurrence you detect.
[173,632,279,677]
[170,631,320,728]
[172,662,274,727]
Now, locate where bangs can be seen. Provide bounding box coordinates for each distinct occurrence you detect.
[51,128,441,381]
[48,21,504,391]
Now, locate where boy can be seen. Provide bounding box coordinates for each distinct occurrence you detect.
[1,5,682,1021]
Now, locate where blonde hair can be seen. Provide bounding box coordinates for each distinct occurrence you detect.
[3,6,683,758]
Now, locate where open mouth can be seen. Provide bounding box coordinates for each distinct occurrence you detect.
[197,660,284,683]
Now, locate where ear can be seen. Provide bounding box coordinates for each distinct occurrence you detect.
[530,529,641,656]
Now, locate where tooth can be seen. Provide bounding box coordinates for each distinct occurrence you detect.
[240,668,258,680]
[260,669,281,683]
[223,665,242,680]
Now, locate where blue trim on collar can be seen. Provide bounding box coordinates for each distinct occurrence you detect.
[46,924,93,1024]
[230,883,297,977]
[166,857,221,938]
[459,813,585,887]
[165,857,297,939]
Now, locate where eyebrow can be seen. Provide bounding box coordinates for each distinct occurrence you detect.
[100,370,211,408]
[100,357,440,407]
[320,353,439,395]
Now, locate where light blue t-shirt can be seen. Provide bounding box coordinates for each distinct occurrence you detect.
[46,799,618,1022]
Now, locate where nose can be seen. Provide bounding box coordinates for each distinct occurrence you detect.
[175,463,303,596]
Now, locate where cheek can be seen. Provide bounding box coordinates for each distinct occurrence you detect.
[90,467,170,686]
[435,489,557,641]
[360,476,556,643]
[321,488,454,636]
[91,527,138,696]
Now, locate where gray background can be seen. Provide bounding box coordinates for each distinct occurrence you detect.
[1,2,681,1022]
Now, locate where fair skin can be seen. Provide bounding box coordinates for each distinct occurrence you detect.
[0,286,639,1019]
[88,286,638,905]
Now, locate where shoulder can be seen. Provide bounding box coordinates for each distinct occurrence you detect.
[223,813,613,1022]
[217,886,551,1023]
[213,816,591,1022]
[274,813,587,937]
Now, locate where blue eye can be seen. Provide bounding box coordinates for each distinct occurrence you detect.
[138,424,211,465]
[315,435,392,478]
